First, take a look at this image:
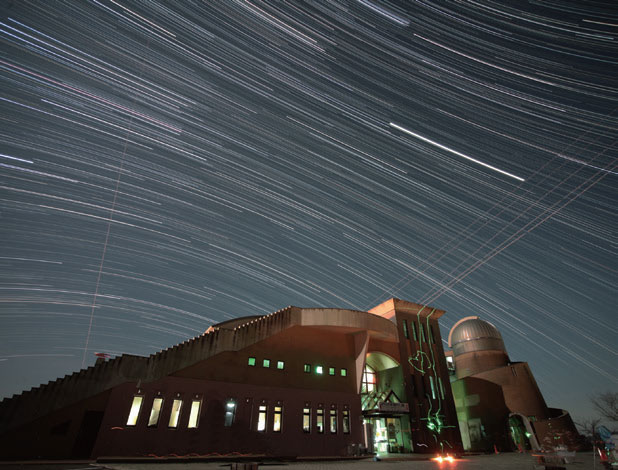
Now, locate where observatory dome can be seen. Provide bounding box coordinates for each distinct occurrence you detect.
[448,316,506,356]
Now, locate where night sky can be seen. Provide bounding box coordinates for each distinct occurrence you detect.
[0,1,616,423]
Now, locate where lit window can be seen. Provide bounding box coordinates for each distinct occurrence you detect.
[277,360,284,370]
[411,322,417,341]
[446,356,455,371]
[330,409,337,433]
[257,405,267,431]
[188,400,201,428]
[126,396,143,426]
[329,367,335,376]
[224,399,236,427]
[438,377,445,400]
[273,406,282,432]
[303,364,311,373]
[248,357,256,366]
[315,365,324,374]
[420,324,426,342]
[148,397,163,427]
[341,368,347,377]
[343,410,350,434]
[361,365,376,393]
[429,376,436,400]
[303,407,311,433]
[168,399,182,428]
[403,320,409,339]
[316,408,324,433]
[263,359,270,368]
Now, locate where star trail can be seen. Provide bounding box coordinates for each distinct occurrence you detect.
[0,1,616,423]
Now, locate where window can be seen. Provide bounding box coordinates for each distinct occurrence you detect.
[168,399,182,428]
[403,320,409,339]
[304,363,311,373]
[248,357,256,366]
[273,406,282,432]
[361,365,376,393]
[438,377,445,400]
[430,325,436,344]
[330,409,337,433]
[411,321,418,341]
[429,376,436,400]
[343,410,350,434]
[446,356,455,372]
[257,405,267,431]
[302,407,311,433]
[126,396,143,426]
[420,324,426,342]
[511,366,517,377]
[317,408,324,433]
[329,367,335,376]
[277,360,284,370]
[263,359,270,368]
[148,397,163,427]
[341,368,347,377]
[224,399,236,427]
[315,365,324,374]
[188,400,201,428]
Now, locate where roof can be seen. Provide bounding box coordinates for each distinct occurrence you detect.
[448,316,507,356]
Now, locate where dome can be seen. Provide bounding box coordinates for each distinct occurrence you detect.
[448,316,506,356]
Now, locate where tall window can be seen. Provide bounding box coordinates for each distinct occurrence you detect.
[168,399,182,428]
[411,322,418,341]
[343,410,350,434]
[330,409,337,433]
[257,405,267,431]
[438,377,445,400]
[316,408,324,433]
[302,407,311,433]
[273,405,282,432]
[148,397,163,427]
[126,396,143,426]
[361,365,376,393]
[225,399,236,427]
[420,324,426,342]
[429,325,436,344]
[403,320,409,339]
[429,376,436,400]
[304,364,311,373]
[188,400,201,428]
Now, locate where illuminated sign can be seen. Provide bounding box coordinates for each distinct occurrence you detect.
[378,402,409,413]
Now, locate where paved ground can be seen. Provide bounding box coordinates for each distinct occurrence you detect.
[0,453,607,470]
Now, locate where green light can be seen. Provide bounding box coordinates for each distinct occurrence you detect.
[329,367,335,375]
[277,361,284,370]
[341,368,347,377]
[263,359,270,368]
[525,432,532,438]
[248,357,256,366]
[315,365,323,374]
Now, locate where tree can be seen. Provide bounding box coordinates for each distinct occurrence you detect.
[592,392,618,424]
[576,417,603,439]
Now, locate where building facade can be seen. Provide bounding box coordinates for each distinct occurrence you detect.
[0,298,461,460]
[446,316,580,452]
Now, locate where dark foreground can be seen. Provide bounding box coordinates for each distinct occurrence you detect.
[0,452,606,470]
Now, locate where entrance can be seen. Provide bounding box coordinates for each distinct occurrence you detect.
[509,415,531,451]
[366,416,411,453]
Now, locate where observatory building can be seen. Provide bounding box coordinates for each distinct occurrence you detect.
[446,316,579,452]
[0,298,461,460]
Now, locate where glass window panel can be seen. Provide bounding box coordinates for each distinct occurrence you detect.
[148,397,163,427]
[302,407,311,433]
[412,322,417,341]
[438,377,445,400]
[257,405,267,431]
[315,365,323,374]
[317,408,324,433]
[273,406,282,432]
[403,320,409,339]
[248,357,256,366]
[277,361,284,370]
[430,376,436,400]
[126,396,143,426]
[330,409,337,433]
[303,363,311,373]
[341,368,347,377]
[430,325,436,344]
[343,410,350,434]
[168,399,182,428]
[263,359,270,368]
[188,400,201,428]
[224,399,236,427]
[329,367,335,376]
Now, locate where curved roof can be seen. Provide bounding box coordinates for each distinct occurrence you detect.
[448,316,506,356]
